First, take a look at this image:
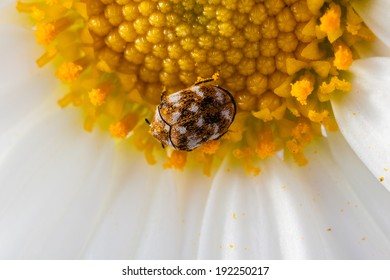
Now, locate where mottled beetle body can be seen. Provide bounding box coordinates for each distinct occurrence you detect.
[148,78,236,151]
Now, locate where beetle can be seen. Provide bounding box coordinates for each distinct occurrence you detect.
[146,75,236,151]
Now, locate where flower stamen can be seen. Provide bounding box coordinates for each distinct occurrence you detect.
[18,0,375,175]
[55,62,83,83]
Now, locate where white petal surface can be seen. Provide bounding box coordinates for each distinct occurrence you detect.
[0,5,119,258]
[352,0,390,50]
[2,0,390,260]
[197,158,317,259]
[331,57,390,191]
[328,133,390,238]
[0,109,116,259]
[0,4,59,142]
[289,136,390,259]
[354,36,390,58]
[195,137,390,259]
[0,0,17,11]
[83,150,214,259]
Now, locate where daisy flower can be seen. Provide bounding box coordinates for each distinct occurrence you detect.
[1,0,390,259]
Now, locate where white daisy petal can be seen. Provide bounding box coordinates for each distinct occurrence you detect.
[0,1,18,13]
[1,0,390,261]
[354,36,390,58]
[83,146,180,259]
[197,158,318,259]
[197,137,390,259]
[352,1,390,50]
[331,57,390,191]
[0,110,115,259]
[0,25,43,88]
[0,18,59,140]
[83,157,213,259]
[173,170,213,259]
[289,137,390,259]
[328,132,390,237]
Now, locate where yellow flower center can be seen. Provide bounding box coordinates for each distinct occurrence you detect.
[18,0,374,175]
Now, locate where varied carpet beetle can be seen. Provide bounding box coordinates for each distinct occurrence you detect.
[146,76,236,151]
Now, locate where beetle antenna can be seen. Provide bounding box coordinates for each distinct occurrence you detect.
[145,118,150,125]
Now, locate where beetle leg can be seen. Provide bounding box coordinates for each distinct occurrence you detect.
[160,86,167,101]
[145,118,150,125]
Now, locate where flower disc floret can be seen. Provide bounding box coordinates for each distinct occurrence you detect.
[19,0,375,174]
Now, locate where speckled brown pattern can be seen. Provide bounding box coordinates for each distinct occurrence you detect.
[149,83,236,151]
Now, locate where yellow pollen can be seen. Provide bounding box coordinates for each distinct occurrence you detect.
[35,23,56,45]
[55,62,83,83]
[256,141,276,159]
[308,109,338,131]
[110,113,138,138]
[31,7,45,21]
[287,139,301,154]
[318,76,351,101]
[233,148,261,176]
[286,139,308,166]
[164,151,187,170]
[319,4,341,33]
[34,17,72,45]
[88,88,108,107]
[19,0,375,174]
[46,0,58,5]
[292,121,312,143]
[233,147,254,160]
[255,126,276,159]
[308,110,329,123]
[200,140,220,155]
[291,75,314,105]
[333,43,353,70]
